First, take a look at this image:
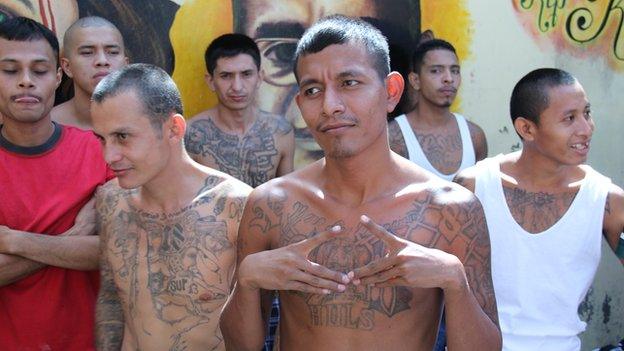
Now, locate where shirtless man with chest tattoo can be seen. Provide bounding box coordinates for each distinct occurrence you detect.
[92,64,251,351]
[221,16,501,351]
[455,69,624,351]
[185,34,294,188]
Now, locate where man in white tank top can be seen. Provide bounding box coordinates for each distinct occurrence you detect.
[455,68,624,351]
[388,39,487,181]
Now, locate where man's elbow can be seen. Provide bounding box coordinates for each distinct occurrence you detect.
[219,315,264,351]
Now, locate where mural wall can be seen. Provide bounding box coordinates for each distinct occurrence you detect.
[4,0,623,348]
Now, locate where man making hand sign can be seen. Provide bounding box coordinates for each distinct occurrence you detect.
[221,15,501,351]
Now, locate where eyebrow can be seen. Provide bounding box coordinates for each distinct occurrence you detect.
[77,44,121,50]
[254,21,305,39]
[0,58,50,64]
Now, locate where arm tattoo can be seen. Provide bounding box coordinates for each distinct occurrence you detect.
[185,115,291,187]
[503,186,577,233]
[387,121,409,159]
[95,241,125,350]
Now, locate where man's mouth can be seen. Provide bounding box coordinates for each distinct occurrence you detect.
[571,141,590,150]
[12,95,41,103]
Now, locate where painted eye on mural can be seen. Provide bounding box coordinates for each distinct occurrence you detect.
[255,37,299,87]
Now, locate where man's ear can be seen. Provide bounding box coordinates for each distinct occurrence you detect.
[514,117,537,141]
[385,72,404,114]
[60,57,73,78]
[55,67,63,88]
[408,71,420,91]
[205,73,215,91]
[167,113,187,143]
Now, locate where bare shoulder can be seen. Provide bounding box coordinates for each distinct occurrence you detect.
[466,119,488,161]
[387,118,408,159]
[50,100,71,122]
[603,181,624,243]
[258,110,293,135]
[186,109,216,125]
[453,164,480,192]
[193,170,253,219]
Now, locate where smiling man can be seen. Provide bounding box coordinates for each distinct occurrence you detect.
[221,15,500,351]
[92,64,251,350]
[454,68,624,351]
[185,33,294,188]
[51,16,128,130]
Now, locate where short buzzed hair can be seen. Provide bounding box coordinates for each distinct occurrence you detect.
[204,33,260,75]
[0,17,59,66]
[92,63,183,134]
[411,39,457,73]
[510,68,577,126]
[63,16,124,53]
[294,15,390,82]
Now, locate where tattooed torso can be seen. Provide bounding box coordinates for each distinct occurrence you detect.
[388,117,468,175]
[502,185,578,234]
[185,111,293,188]
[246,173,497,350]
[96,176,248,351]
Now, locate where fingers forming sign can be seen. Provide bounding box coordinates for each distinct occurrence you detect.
[239,225,351,294]
[349,215,462,291]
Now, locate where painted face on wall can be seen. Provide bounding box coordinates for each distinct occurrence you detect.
[0,0,78,45]
[235,0,418,166]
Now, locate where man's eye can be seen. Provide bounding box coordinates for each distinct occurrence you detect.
[343,80,359,87]
[264,42,297,75]
[79,51,93,56]
[304,87,320,96]
[116,133,128,140]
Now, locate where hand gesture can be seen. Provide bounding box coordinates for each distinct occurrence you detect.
[239,226,351,294]
[350,215,464,291]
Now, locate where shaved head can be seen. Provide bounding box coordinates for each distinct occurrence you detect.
[63,16,124,54]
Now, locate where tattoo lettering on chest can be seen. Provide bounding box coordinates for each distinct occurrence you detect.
[108,194,234,340]
[185,117,288,187]
[503,186,578,233]
[272,200,414,330]
[415,130,462,173]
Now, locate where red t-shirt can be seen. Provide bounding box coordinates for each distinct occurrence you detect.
[0,123,113,350]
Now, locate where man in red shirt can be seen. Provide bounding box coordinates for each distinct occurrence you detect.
[0,17,111,350]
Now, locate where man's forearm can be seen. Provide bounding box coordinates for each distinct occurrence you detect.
[5,232,99,270]
[221,283,266,351]
[0,253,45,286]
[444,280,501,351]
[95,266,125,350]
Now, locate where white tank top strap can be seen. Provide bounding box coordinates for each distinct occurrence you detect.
[454,113,476,170]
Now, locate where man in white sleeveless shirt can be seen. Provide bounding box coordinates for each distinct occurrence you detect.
[455,68,624,351]
[388,39,487,181]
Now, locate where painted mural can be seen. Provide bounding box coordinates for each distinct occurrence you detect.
[514,0,624,70]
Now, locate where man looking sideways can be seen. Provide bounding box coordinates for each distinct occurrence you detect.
[221,15,501,351]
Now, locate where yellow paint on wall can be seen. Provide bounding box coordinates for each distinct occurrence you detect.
[171,0,473,117]
[421,0,472,111]
[170,0,233,118]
